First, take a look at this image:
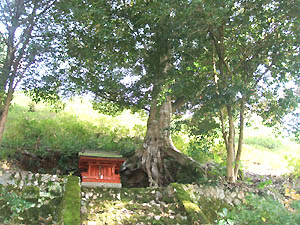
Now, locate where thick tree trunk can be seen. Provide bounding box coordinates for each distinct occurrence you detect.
[0,89,13,143]
[141,97,175,186]
[141,97,207,186]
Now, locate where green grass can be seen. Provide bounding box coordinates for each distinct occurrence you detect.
[2,93,146,173]
[240,130,300,174]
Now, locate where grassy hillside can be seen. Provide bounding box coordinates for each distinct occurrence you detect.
[240,123,300,176]
[1,93,300,177]
[1,93,147,173]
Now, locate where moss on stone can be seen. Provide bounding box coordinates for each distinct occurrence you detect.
[22,185,39,199]
[171,183,192,201]
[81,186,189,224]
[183,200,200,213]
[62,176,81,225]
[171,183,210,224]
[196,196,232,222]
[79,150,123,158]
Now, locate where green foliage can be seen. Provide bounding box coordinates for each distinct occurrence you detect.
[2,103,143,173]
[0,148,16,160]
[185,141,212,163]
[3,112,98,154]
[257,179,273,189]
[0,0,69,146]
[291,201,300,212]
[286,156,300,179]
[184,140,226,166]
[173,110,221,162]
[243,136,283,151]
[92,101,124,116]
[286,112,300,143]
[28,101,37,112]
[218,195,300,225]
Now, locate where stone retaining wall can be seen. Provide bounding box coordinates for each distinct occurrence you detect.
[0,170,68,224]
[169,183,248,224]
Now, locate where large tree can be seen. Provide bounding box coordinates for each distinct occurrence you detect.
[59,0,211,186]
[0,0,63,143]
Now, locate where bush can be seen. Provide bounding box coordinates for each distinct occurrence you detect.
[218,194,300,225]
[286,156,300,179]
[243,136,283,151]
[0,185,37,224]
[2,113,100,154]
[185,140,226,165]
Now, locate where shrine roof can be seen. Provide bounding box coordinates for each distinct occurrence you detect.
[79,150,123,158]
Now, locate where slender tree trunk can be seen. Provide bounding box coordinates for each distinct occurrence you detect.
[0,89,14,143]
[234,97,246,179]
[226,105,235,182]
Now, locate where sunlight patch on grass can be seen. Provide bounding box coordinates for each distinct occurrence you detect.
[241,144,290,175]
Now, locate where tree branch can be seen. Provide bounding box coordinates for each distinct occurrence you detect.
[172,96,185,113]
[219,109,228,150]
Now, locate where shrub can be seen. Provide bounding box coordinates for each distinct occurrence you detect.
[286,156,300,179]
[218,194,300,225]
[243,136,283,151]
[2,113,100,154]
[0,185,36,224]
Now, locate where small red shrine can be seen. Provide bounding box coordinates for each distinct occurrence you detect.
[79,151,125,188]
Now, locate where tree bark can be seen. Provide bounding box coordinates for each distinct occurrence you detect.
[226,105,235,182]
[141,96,176,186]
[141,96,207,186]
[0,89,14,143]
[234,97,246,179]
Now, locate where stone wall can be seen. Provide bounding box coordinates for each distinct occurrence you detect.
[169,183,247,224]
[181,183,246,206]
[0,171,67,224]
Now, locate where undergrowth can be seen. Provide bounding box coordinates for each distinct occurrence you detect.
[243,136,283,151]
[1,101,143,174]
[218,194,300,225]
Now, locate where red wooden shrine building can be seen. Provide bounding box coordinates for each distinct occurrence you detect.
[79,151,125,188]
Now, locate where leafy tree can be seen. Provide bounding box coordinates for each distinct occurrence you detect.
[0,0,63,143]
[58,0,211,186]
[184,0,300,181]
